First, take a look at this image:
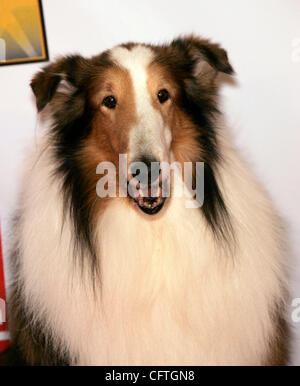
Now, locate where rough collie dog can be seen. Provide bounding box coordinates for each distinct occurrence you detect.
[0,36,289,366]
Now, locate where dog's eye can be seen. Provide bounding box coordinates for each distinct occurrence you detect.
[102,95,117,109]
[157,89,170,104]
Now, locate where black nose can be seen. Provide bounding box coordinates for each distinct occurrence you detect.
[130,155,161,186]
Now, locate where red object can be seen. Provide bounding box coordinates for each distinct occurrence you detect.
[0,225,10,351]
[0,339,10,352]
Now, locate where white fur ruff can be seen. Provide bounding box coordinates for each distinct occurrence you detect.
[15,129,287,366]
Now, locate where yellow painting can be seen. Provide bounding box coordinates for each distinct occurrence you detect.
[0,0,48,65]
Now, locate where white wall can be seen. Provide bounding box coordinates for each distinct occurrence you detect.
[0,0,299,364]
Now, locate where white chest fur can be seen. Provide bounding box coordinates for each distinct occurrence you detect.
[18,138,286,365]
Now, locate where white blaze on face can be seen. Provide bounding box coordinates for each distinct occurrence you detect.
[111,45,172,163]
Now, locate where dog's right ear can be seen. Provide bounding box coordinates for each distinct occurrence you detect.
[30,55,89,112]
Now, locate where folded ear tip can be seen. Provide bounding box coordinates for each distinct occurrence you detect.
[30,72,45,111]
[30,75,40,97]
[224,63,235,75]
[217,47,234,75]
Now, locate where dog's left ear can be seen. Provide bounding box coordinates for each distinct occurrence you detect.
[172,35,234,85]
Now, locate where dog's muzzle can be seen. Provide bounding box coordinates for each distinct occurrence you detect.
[127,157,167,215]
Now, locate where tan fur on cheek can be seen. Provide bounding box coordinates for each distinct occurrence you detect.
[76,103,136,211]
[146,64,202,165]
[171,109,202,164]
[76,135,113,219]
[89,66,137,156]
[93,110,129,156]
[74,65,138,208]
[146,63,176,120]
[93,102,136,157]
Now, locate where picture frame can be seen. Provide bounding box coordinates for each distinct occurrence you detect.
[0,0,48,66]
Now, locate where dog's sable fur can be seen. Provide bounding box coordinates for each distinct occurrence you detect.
[0,36,289,366]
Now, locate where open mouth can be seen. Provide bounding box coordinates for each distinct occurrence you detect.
[128,180,167,215]
[133,195,166,215]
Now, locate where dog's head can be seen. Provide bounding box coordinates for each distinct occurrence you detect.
[31,36,233,216]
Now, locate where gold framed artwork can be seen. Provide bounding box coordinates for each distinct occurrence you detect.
[0,0,48,65]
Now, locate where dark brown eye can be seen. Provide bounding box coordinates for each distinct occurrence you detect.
[102,95,117,109]
[157,89,170,104]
